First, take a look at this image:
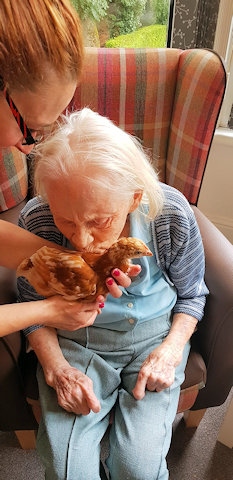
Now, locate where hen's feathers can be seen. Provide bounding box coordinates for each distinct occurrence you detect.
[17,237,153,301]
[17,248,98,301]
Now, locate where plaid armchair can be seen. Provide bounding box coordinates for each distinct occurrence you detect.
[1,47,233,449]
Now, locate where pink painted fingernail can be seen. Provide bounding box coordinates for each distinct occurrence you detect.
[107,278,114,286]
[112,268,120,277]
[99,302,105,309]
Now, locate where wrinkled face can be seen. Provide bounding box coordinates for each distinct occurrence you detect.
[0,71,77,153]
[46,175,141,253]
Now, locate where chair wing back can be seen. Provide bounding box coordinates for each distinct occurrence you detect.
[72,47,226,205]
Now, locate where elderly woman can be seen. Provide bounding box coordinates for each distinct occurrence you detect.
[18,108,208,480]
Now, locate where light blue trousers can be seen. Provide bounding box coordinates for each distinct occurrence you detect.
[37,314,190,480]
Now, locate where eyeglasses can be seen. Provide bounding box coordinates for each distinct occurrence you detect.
[4,89,42,146]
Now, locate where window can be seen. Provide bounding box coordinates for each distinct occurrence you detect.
[214,0,233,128]
[72,1,171,49]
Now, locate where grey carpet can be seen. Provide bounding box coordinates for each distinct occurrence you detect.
[0,389,232,479]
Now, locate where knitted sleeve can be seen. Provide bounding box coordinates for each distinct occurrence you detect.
[152,184,208,321]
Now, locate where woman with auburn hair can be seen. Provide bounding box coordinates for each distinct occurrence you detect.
[0,0,134,336]
[0,0,84,152]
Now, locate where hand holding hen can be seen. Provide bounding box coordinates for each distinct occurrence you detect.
[16,237,152,301]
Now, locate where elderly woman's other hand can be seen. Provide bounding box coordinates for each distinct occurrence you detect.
[132,342,180,400]
[106,264,141,298]
[132,313,198,400]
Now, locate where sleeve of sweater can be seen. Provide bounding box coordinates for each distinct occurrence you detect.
[17,197,64,336]
[152,184,209,322]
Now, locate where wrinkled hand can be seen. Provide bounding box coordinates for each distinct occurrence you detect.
[49,364,101,415]
[106,264,141,298]
[43,295,105,331]
[132,342,182,400]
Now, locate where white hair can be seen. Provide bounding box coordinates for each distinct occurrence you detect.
[34,108,164,220]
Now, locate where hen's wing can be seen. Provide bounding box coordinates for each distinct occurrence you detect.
[17,246,98,301]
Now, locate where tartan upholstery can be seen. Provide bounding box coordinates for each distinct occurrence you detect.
[72,47,226,205]
[0,148,28,212]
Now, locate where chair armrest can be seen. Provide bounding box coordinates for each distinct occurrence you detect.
[0,200,38,431]
[0,333,38,430]
[191,206,233,409]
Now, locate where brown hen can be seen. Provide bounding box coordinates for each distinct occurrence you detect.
[16,237,153,301]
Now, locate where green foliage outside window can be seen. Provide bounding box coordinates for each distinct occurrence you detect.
[105,24,167,47]
[152,0,169,25]
[71,0,108,22]
[71,0,169,47]
[109,0,147,37]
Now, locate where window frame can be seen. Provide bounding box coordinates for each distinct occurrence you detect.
[214,0,233,128]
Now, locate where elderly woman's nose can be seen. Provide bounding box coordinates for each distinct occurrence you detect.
[72,228,93,250]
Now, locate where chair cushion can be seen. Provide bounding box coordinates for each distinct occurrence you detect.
[178,349,206,413]
[0,148,28,212]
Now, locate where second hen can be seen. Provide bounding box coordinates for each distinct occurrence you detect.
[16,237,153,301]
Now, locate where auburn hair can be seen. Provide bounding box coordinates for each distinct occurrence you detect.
[0,0,84,91]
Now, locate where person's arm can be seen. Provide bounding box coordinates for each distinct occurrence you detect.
[0,295,104,337]
[0,220,55,269]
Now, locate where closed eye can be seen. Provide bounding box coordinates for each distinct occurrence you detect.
[89,218,112,229]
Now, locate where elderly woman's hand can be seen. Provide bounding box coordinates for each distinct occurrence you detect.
[132,313,198,400]
[48,364,101,415]
[106,264,141,298]
[28,326,101,415]
[132,342,181,400]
